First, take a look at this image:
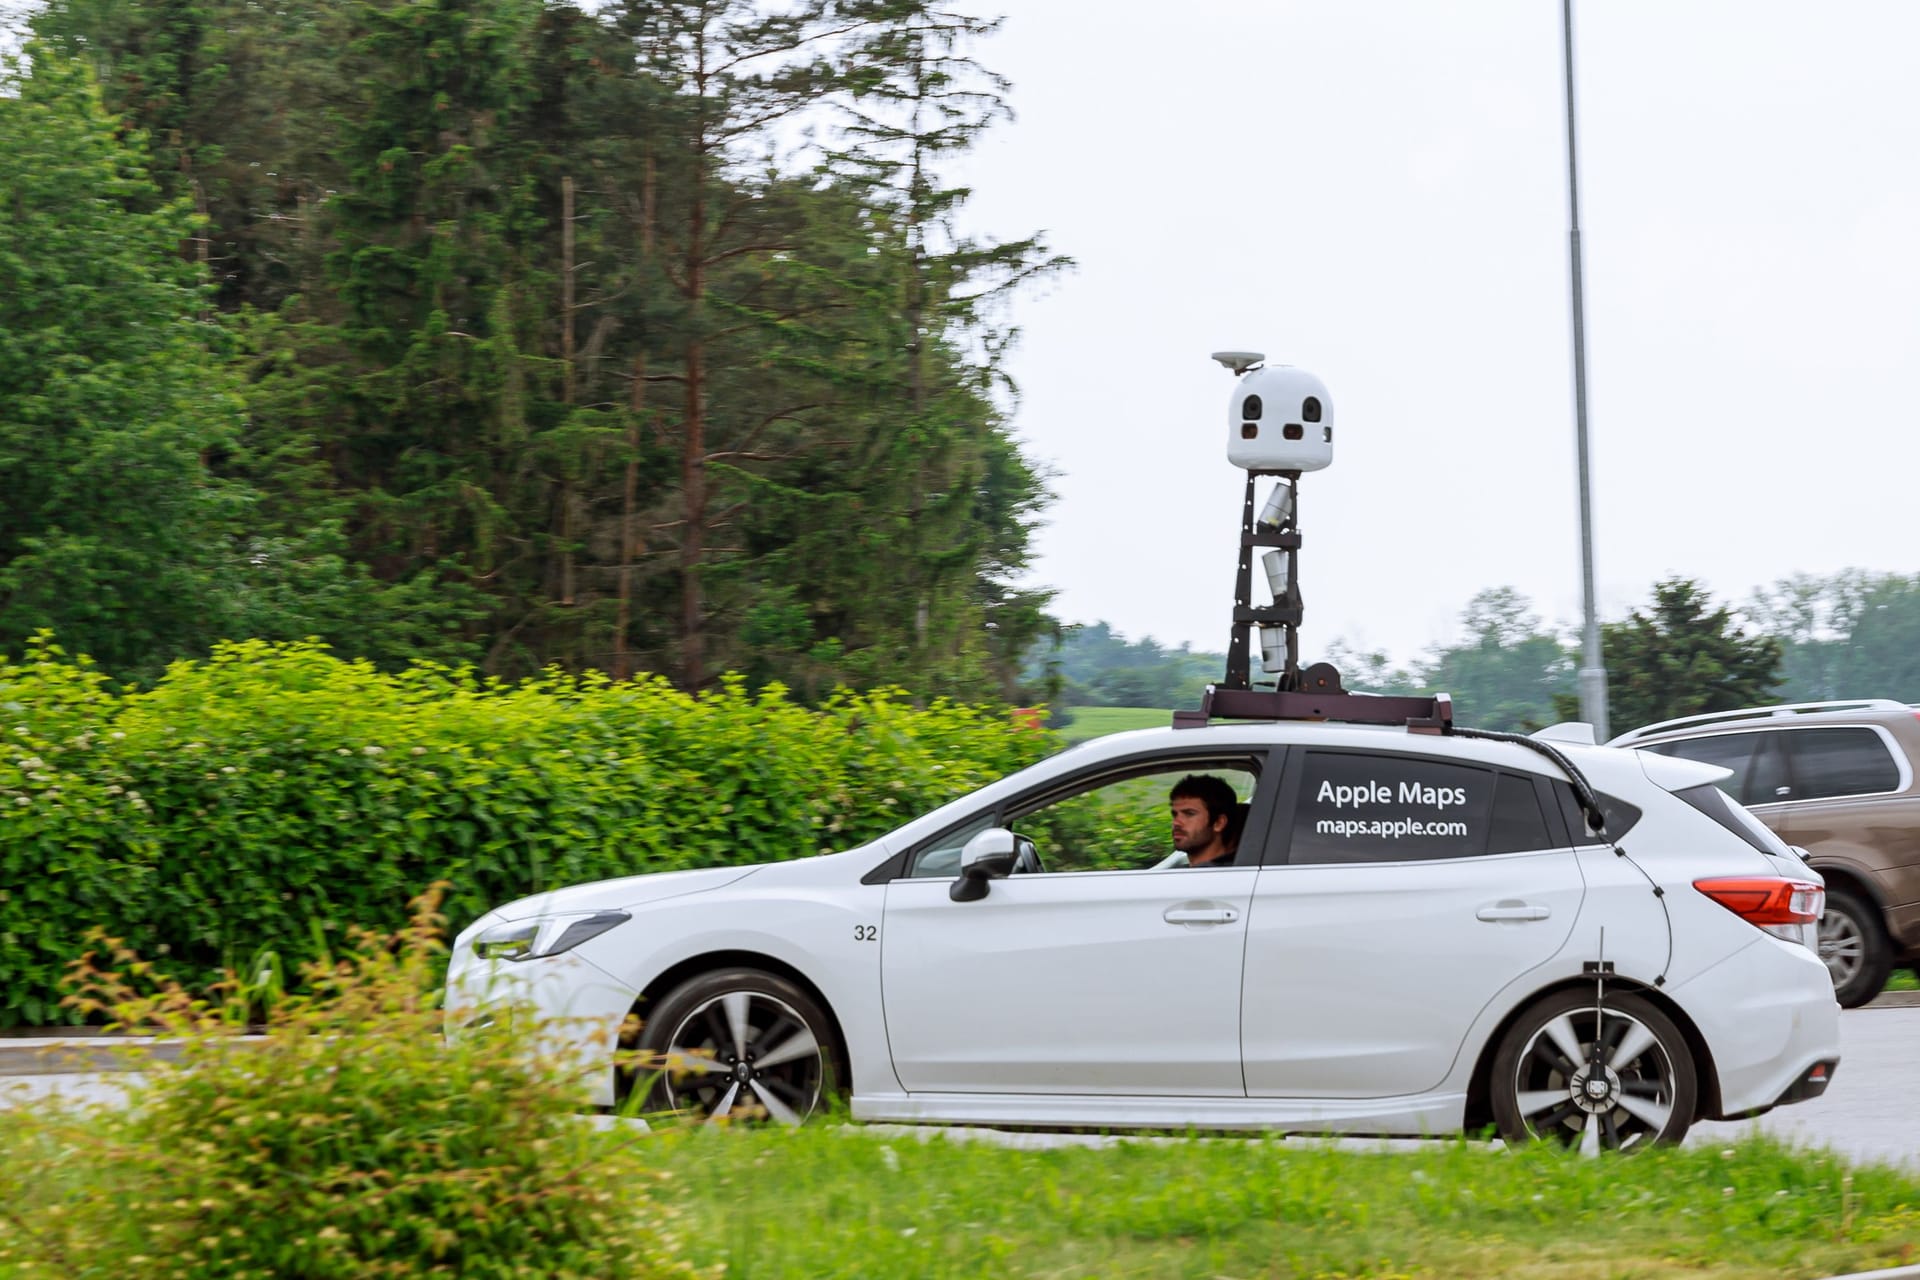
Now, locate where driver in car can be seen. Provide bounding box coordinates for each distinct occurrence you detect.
[1168,774,1240,867]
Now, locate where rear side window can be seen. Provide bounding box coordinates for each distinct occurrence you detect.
[1551,783,1641,843]
[1488,772,1553,854]
[1287,752,1558,864]
[1675,783,1793,857]
[1645,731,1783,804]
[1647,731,1756,786]
[1785,727,1901,800]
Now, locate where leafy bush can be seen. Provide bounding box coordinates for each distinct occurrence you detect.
[0,889,704,1279]
[0,635,1053,1024]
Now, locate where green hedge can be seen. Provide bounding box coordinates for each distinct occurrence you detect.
[0,637,1053,1026]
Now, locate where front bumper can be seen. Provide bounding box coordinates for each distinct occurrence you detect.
[444,930,639,1108]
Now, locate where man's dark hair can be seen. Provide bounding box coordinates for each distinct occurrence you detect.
[1169,774,1237,825]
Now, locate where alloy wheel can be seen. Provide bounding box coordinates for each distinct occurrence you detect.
[1819,910,1865,989]
[1506,1004,1684,1154]
[658,990,825,1124]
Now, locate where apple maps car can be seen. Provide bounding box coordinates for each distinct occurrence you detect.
[448,714,1840,1152]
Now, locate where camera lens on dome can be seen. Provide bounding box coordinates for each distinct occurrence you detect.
[1302,396,1322,423]
[1242,394,1263,420]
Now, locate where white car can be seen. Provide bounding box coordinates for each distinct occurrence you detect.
[448,717,1841,1152]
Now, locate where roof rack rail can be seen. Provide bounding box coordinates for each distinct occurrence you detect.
[1173,664,1453,734]
[1610,699,1912,744]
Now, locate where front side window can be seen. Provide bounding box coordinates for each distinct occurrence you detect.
[903,759,1262,877]
[1785,727,1902,800]
[1013,764,1259,872]
[1287,751,1540,865]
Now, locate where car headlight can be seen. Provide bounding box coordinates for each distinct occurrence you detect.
[471,910,631,962]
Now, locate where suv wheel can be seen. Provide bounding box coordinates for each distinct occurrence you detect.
[1820,885,1891,1008]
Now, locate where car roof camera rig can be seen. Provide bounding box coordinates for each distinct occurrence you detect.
[1174,351,1452,733]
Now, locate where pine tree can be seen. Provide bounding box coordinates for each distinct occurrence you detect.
[1561,578,1782,732]
[0,45,253,674]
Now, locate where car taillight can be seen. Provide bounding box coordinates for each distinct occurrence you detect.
[1693,877,1825,943]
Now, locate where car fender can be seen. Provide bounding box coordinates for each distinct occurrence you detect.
[581,867,899,1096]
[1804,850,1889,903]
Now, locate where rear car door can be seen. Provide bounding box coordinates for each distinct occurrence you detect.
[1774,724,1920,898]
[1240,748,1585,1099]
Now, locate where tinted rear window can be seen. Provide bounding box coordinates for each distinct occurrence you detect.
[1675,783,1793,857]
[1288,751,1492,864]
[1786,727,1901,800]
[1646,732,1762,801]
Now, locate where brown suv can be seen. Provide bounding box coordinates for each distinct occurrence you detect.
[1610,700,1920,1007]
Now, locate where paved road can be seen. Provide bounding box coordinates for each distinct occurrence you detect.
[6,1006,1917,1165]
[1688,1002,1918,1167]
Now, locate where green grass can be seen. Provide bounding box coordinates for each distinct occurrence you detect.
[649,1125,1920,1279]
[1057,707,1174,744]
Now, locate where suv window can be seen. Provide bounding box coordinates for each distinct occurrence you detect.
[1785,727,1901,800]
[1286,751,1555,865]
[1674,783,1793,857]
[1645,731,1788,805]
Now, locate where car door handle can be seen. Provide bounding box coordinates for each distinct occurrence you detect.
[1164,907,1238,925]
[1476,903,1551,922]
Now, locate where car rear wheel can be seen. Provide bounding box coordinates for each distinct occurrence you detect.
[1820,886,1891,1009]
[1489,989,1697,1153]
[628,968,843,1124]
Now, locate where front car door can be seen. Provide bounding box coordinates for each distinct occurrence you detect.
[880,752,1272,1096]
[1241,747,1585,1098]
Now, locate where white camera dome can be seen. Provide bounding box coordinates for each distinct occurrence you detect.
[1226,365,1332,472]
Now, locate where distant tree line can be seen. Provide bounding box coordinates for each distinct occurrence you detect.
[1046,571,1920,736]
[1025,622,1221,721]
[1,0,1065,699]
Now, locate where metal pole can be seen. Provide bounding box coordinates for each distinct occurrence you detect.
[1561,0,1610,741]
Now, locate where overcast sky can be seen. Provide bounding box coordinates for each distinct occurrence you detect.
[949,1,1920,667]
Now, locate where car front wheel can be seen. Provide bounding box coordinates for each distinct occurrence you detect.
[628,968,843,1124]
[1489,988,1697,1153]
[1819,886,1891,1009]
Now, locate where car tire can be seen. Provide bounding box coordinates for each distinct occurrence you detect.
[1820,886,1891,1009]
[626,967,844,1124]
[1489,988,1697,1153]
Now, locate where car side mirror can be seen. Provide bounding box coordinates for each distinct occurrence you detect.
[950,827,1018,902]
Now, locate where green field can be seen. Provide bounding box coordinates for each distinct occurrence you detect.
[650,1124,1920,1280]
[1057,706,1174,743]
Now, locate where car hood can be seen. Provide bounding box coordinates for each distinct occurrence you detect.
[490,864,762,920]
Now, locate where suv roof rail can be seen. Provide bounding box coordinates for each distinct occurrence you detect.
[1610,699,1913,745]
